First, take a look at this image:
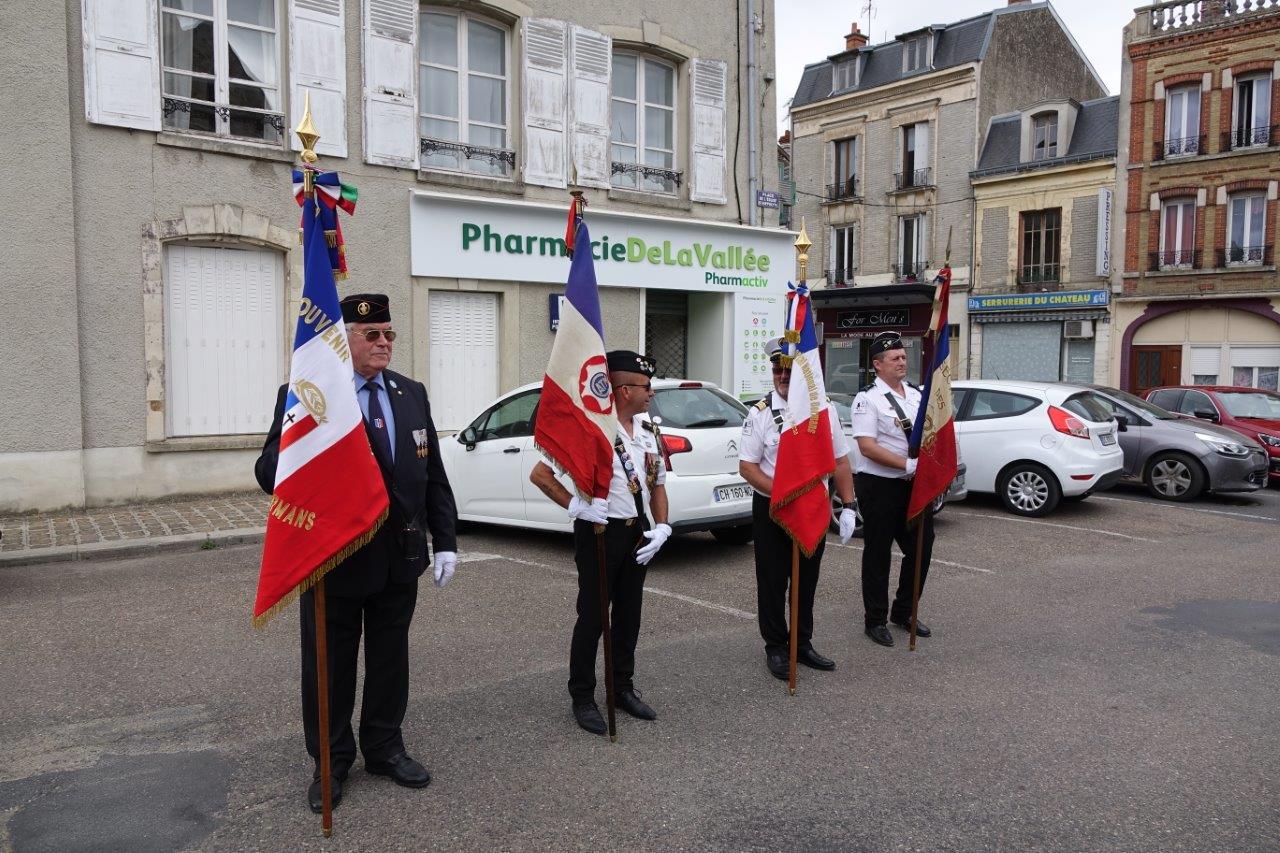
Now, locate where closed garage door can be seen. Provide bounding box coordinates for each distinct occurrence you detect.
[429,291,498,430]
[981,322,1061,382]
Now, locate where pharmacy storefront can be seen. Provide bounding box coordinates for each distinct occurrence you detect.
[410,192,796,428]
[970,289,1111,384]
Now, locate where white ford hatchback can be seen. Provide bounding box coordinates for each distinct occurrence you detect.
[438,379,755,543]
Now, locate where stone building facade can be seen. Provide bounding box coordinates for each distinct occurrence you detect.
[787,0,1106,388]
[1114,0,1280,395]
[1,0,784,511]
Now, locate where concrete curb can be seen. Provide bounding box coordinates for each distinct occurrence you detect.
[0,527,265,567]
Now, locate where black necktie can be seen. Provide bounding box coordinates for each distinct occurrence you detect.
[363,380,393,464]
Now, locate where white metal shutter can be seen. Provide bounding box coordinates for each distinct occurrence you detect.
[917,121,931,172]
[980,322,1061,382]
[290,0,348,157]
[522,18,568,188]
[568,25,611,188]
[165,245,284,437]
[362,0,418,168]
[428,292,499,431]
[1190,346,1221,376]
[1230,347,1280,367]
[82,0,161,130]
[689,58,727,204]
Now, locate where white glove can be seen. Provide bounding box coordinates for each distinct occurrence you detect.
[905,458,918,479]
[838,508,857,544]
[635,523,672,566]
[432,551,457,588]
[567,495,609,524]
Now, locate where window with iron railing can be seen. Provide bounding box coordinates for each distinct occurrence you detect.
[612,52,679,194]
[892,261,926,283]
[1231,73,1273,151]
[897,214,924,280]
[1227,193,1267,265]
[1020,209,1061,285]
[1161,86,1201,159]
[829,225,857,285]
[1159,199,1196,269]
[893,168,931,191]
[830,137,858,201]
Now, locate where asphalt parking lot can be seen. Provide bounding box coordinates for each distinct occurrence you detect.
[0,486,1277,852]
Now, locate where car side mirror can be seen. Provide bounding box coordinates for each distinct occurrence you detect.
[1192,409,1220,423]
[459,426,478,449]
[1115,417,1128,432]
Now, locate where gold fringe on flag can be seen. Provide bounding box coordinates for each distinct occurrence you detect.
[251,507,388,629]
[768,472,833,558]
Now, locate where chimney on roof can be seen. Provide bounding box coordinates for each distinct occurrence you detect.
[1007,0,1030,5]
[844,22,868,51]
[778,129,791,145]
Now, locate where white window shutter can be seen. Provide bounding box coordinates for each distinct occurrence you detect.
[362,0,418,168]
[568,25,611,188]
[690,59,727,204]
[918,121,931,169]
[523,18,568,188]
[290,0,348,158]
[82,0,161,130]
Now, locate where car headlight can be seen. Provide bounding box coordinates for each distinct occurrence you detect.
[1196,432,1250,457]
[1258,433,1280,449]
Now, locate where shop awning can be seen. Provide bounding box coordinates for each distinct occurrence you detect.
[809,284,937,309]
[972,309,1110,323]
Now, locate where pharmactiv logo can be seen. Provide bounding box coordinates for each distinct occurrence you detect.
[460,222,772,288]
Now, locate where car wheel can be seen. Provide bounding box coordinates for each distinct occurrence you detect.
[711,525,753,545]
[1144,452,1205,502]
[828,491,864,537]
[997,462,1061,517]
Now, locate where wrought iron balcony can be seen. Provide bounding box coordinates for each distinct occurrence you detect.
[1155,135,1204,160]
[1217,244,1272,267]
[420,137,516,173]
[824,267,856,286]
[892,261,926,282]
[610,161,683,192]
[1017,265,1062,290]
[824,177,860,202]
[892,168,933,191]
[1149,249,1200,270]
[1221,125,1277,151]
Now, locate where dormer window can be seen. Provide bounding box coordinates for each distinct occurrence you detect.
[903,36,928,73]
[1032,112,1058,161]
[833,57,858,91]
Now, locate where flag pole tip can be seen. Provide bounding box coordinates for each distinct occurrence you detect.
[295,92,321,164]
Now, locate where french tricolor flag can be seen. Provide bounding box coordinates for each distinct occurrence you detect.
[534,200,615,500]
[769,282,836,556]
[253,171,387,626]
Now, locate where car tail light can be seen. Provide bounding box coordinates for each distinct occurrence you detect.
[678,381,703,389]
[1048,405,1089,439]
[660,434,692,471]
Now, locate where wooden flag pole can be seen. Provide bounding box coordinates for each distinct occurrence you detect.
[788,542,799,695]
[596,525,617,741]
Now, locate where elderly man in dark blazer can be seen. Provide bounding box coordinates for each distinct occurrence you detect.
[255,293,457,814]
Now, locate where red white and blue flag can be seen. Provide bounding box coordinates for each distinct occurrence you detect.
[907,266,958,523]
[534,200,615,500]
[253,170,388,626]
[770,282,836,556]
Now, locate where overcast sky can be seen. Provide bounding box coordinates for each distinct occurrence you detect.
[773,0,1135,131]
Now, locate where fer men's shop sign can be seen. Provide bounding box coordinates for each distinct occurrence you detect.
[837,308,909,330]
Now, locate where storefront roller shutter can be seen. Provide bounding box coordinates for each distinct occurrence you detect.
[1230,347,1280,367]
[980,322,1061,382]
[428,292,498,430]
[165,245,284,437]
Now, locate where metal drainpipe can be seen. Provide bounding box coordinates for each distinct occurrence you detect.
[746,0,759,226]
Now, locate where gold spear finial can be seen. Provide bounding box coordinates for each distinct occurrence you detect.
[295,92,321,165]
[794,217,812,282]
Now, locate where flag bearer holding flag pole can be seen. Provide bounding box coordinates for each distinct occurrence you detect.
[738,221,856,693]
[530,193,672,739]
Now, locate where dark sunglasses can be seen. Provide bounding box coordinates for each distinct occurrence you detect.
[352,329,397,342]
[616,382,652,392]
[771,366,791,375]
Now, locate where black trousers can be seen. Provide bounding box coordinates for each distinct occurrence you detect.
[299,578,418,777]
[752,493,825,654]
[857,473,934,627]
[568,518,646,704]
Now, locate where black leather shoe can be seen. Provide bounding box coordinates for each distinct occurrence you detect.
[366,752,431,788]
[865,624,894,647]
[617,689,657,721]
[573,701,607,735]
[766,651,789,680]
[891,617,931,637]
[307,774,344,814]
[798,647,836,670]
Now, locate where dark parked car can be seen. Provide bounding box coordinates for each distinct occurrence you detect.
[1064,386,1267,501]
[1145,385,1280,484]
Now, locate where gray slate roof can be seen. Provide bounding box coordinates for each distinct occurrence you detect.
[975,96,1118,174]
[791,7,1015,109]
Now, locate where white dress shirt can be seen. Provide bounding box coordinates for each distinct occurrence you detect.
[849,376,922,479]
[739,392,849,497]
[604,416,667,520]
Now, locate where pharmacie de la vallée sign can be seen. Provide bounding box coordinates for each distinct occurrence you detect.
[410,191,796,294]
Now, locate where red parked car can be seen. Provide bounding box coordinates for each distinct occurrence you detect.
[1144,385,1280,483]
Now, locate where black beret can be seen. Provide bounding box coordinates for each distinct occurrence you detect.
[869,331,905,358]
[340,293,391,324]
[606,350,656,377]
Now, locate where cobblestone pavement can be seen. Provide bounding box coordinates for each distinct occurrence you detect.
[0,492,268,556]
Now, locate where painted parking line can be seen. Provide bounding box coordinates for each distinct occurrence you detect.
[459,551,756,620]
[946,509,1160,543]
[827,540,993,575]
[1090,494,1279,522]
